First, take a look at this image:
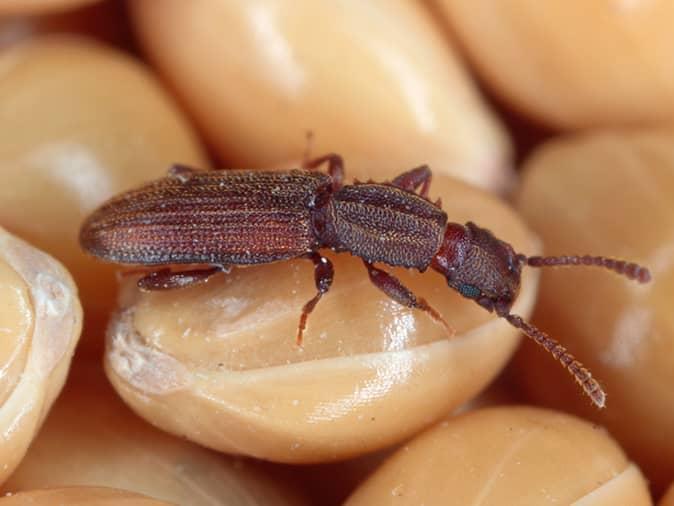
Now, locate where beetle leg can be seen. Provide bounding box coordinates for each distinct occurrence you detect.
[296,252,334,346]
[362,261,454,338]
[303,154,344,191]
[137,265,224,291]
[391,165,432,199]
[167,164,199,183]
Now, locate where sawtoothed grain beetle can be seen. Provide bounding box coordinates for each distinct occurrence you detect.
[80,154,651,408]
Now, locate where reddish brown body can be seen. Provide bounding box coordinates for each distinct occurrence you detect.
[321,184,447,268]
[80,154,651,409]
[82,170,333,265]
[82,168,449,270]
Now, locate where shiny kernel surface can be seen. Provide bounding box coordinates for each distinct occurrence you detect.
[0,3,665,504]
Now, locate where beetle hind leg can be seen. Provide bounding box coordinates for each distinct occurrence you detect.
[363,261,454,338]
[137,265,225,291]
[296,253,334,346]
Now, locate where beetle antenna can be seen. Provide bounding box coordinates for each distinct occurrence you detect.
[517,254,651,284]
[503,312,606,409]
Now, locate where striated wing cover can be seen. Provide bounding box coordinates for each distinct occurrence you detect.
[80,169,332,265]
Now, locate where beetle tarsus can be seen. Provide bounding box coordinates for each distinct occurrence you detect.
[296,252,334,346]
[414,297,455,338]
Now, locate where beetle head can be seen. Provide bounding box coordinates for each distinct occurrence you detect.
[431,222,523,316]
[430,220,652,409]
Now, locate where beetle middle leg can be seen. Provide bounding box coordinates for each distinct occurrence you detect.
[391,165,432,198]
[303,154,344,191]
[362,261,454,338]
[137,265,226,291]
[296,252,334,346]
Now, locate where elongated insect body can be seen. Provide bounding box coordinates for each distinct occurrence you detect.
[80,155,652,408]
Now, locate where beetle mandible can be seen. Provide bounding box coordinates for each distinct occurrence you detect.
[80,155,651,408]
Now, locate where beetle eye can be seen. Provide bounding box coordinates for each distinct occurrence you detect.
[458,283,480,299]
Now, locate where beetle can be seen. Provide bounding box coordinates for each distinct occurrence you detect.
[80,154,651,408]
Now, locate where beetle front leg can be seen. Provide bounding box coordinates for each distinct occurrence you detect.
[137,265,225,291]
[363,261,454,338]
[303,154,344,191]
[391,165,432,198]
[296,252,334,346]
